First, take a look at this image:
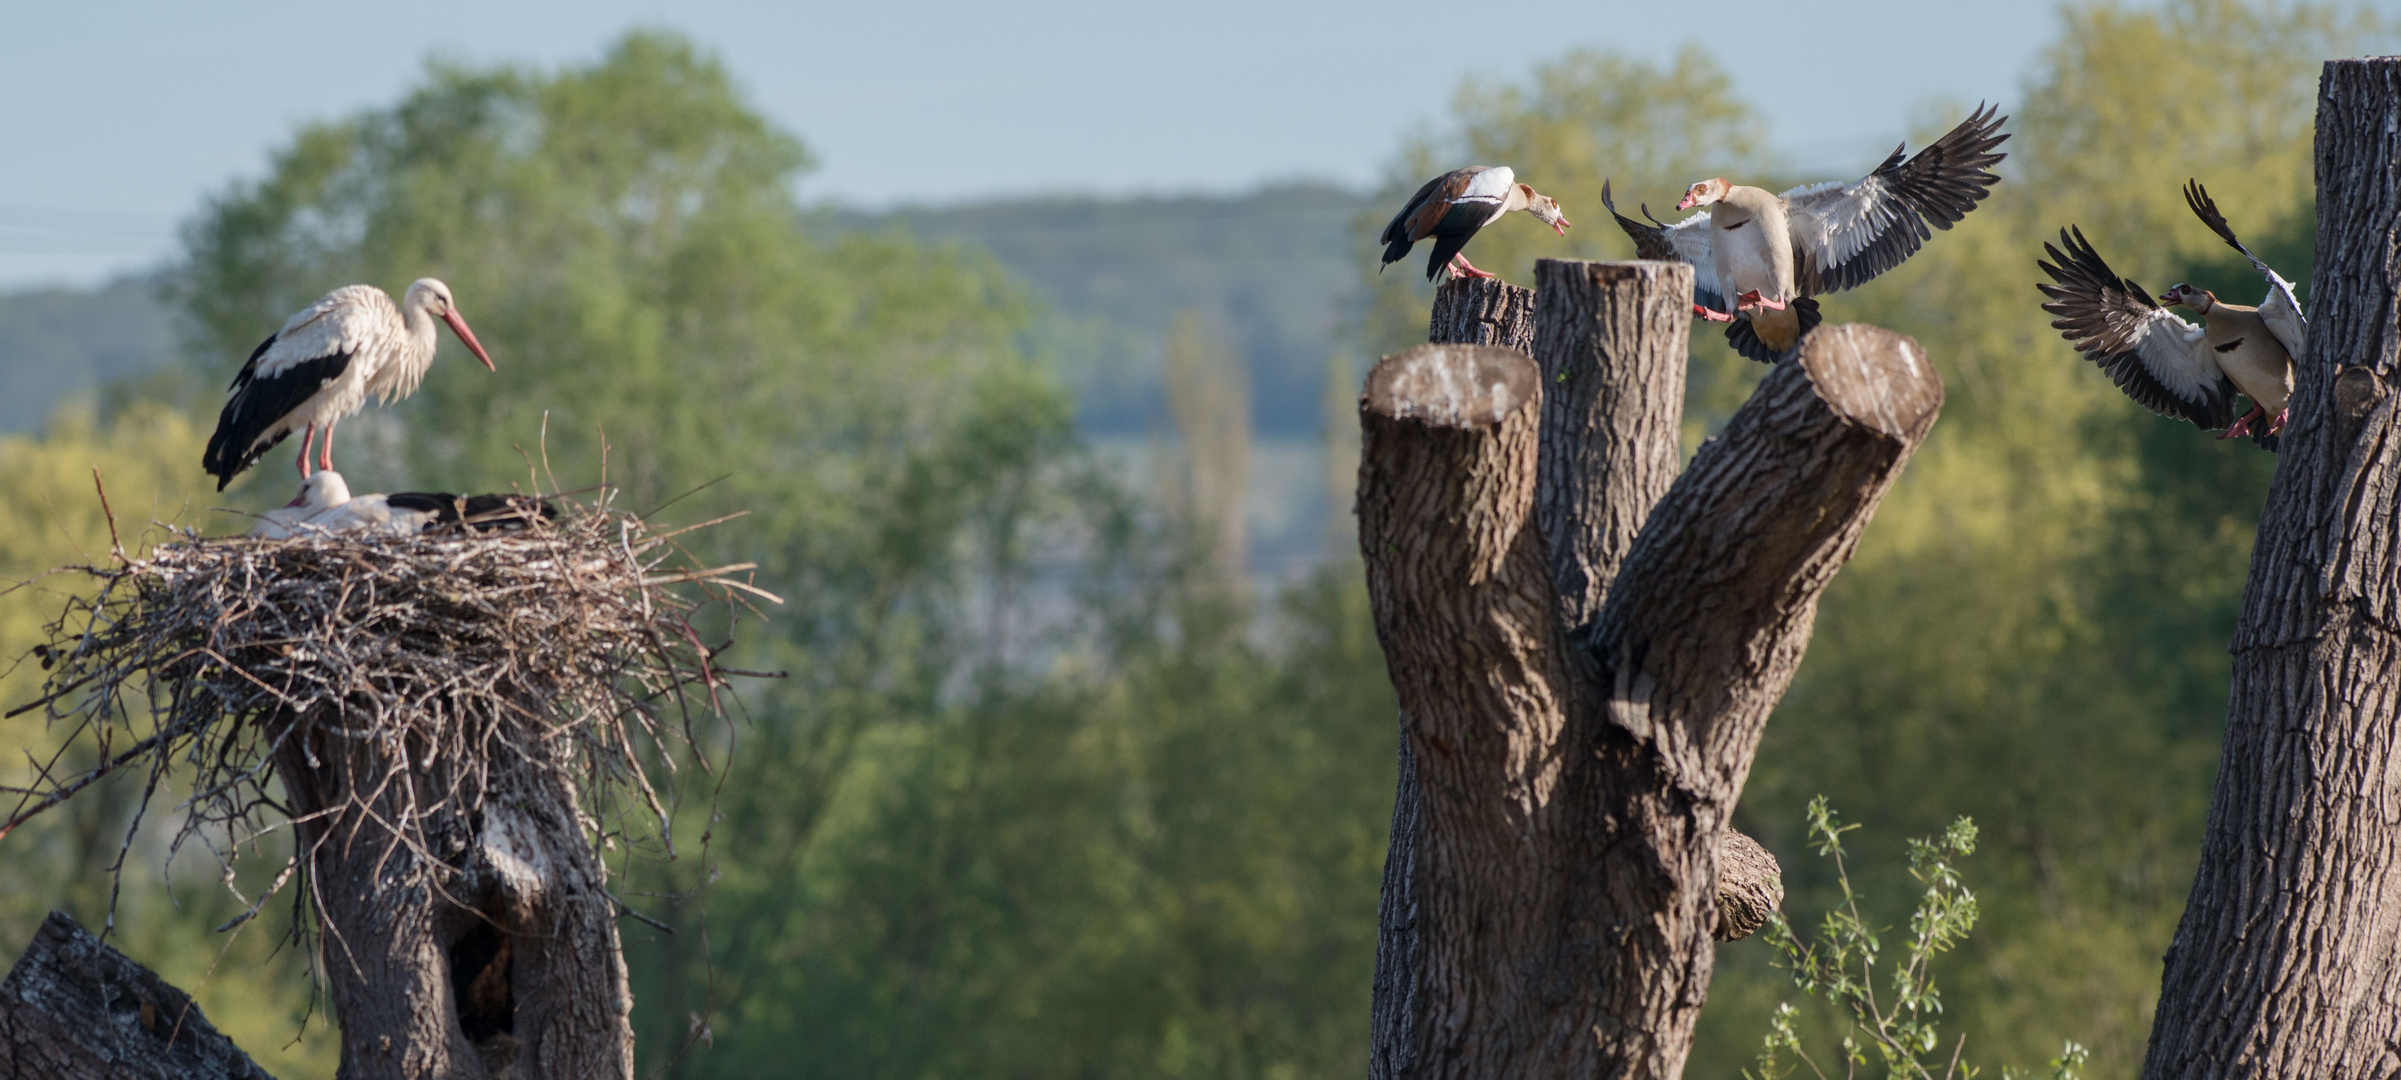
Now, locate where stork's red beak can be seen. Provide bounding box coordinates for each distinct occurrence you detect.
[442,309,497,371]
[285,491,309,508]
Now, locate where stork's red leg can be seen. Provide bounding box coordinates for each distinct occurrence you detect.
[296,422,317,477]
[320,418,337,472]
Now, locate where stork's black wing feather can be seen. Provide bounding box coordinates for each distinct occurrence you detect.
[387,491,559,531]
[228,333,277,391]
[202,350,352,491]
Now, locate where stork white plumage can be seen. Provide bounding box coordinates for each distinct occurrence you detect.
[203,279,495,491]
[247,470,560,538]
[247,471,354,538]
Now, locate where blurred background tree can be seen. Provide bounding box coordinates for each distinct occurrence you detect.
[0,2,2390,1077]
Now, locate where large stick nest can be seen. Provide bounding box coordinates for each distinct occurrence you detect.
[0,494,774,926]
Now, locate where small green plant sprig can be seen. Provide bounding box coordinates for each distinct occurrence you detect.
[1744,796,2088,1080]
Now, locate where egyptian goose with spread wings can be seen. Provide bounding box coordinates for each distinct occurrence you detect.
[2036,181,2302,450]
[1606,103,2010,363]
[1379,166,1570,281]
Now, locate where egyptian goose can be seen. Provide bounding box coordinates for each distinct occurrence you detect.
[204,279,495,491]
[1379,166,1570,281]
[1605,103,2010,363]
[2036,181,2302,450]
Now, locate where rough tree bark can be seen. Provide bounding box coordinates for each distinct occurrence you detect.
[0,911,275,1080]
[276,694,632,1080]
[1371,270,1786,1080]
[2141,57,2401,1080]
[1368,277,1539,1080]
[1360,260,1939,1077]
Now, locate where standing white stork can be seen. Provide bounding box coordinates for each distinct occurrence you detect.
[203,279,495,491]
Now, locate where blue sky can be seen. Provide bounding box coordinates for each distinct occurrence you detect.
[0,0,2220,287]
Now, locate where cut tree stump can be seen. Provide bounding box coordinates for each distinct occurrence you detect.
[0,910,276,1080]
[1363,267,1936,1078]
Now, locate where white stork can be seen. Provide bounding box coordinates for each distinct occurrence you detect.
[203,279,495,491]
[247,471,352,538]
[248,470,558,538]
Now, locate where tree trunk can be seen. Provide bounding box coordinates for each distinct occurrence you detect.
[2141,57,2401,1080]
[277,694,633,1080]
[1369,278,1538,1080]
[1359,263,1938,1077]
[0,911,276,1080]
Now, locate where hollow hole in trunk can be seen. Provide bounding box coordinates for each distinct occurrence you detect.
[450,919,514,1042]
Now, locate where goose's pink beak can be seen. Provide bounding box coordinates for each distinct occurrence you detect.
[1676,195,1697,211]
[442,309,497,371]
[1552,217,1571,236]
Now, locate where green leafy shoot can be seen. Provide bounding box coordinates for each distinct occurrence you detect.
[1746,796,2087,1080]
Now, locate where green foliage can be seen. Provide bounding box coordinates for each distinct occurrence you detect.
[856,184,1363,437]
[5,4,2397,1078]
[1747,799,2059,1080]
[0,403,338,1077]
[149,29,1401,1080]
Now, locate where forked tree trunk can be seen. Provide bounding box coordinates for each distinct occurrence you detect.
[1361,264,1938,1076]
[276,695,632,1080]
[1374,270,1776,1077]
[2141,57,2401,1080]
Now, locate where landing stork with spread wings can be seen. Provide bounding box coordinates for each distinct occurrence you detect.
[1606,104,2010,363]
[203,279,496,491]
